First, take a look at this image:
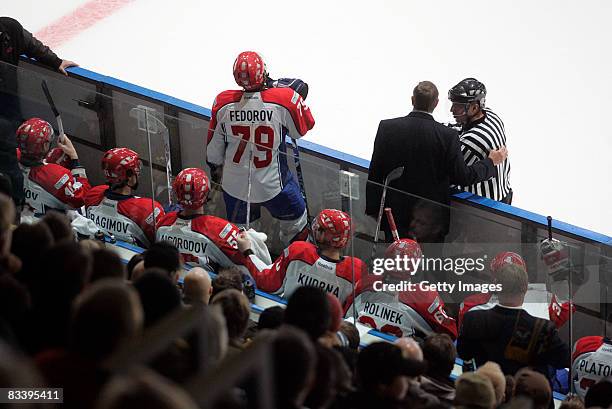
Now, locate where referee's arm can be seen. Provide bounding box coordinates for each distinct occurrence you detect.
[447,130,498,186]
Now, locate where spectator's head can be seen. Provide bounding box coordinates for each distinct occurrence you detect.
[357,342,425,401]
[0,341,46,409]
[305,345,339,409]
[71,280,143,361]
[0,172,12,198]
[272,326,316,408]
[233,51,267,92]
[95,368,199,409]
[584,378,612,409]
[38,240,93,302]
[127,254,144,281]
[503,375,514,404]
[476,362,506,406]
[0,193,15,256]
[211,289,250,343]
[454,372,496,409]
[258,306,284,331]
[143,241,181,281]
[0,275,30,340]
[211,267,243,300]
[394,337,423,362]
[448,78,487,125]
[337,321,360,350]
[285,286,330,340]
[172,168,210,212]
[11,221,53,275]
[183,267,212,305]
[422,333,456,380]
[311,209,351,251]
[412,81,439,113]
[15,118,53,162]
[559,395,585,409]
[101,148,142,192]
[40,211,73,243]
[514,368,552,409]
[91,248,126,282]
[496,264,529,307]
[133,269,181,328]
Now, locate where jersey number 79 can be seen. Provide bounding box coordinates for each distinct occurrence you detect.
[231,125,275,168]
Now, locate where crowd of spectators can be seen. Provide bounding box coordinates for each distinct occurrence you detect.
[0,194,611,408]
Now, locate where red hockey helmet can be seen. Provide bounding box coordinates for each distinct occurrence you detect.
[490,251,526,274]
[384,239,423,260]
[233,51,266,91]
[173,167,210,209]
[101,147,142,184]
[15,118,54,161]
[312,209,351,249]
[45,147,71,168]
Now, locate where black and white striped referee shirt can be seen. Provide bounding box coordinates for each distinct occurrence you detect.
[456,108,511,201]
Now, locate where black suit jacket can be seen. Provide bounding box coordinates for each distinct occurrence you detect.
[365,111,496,238]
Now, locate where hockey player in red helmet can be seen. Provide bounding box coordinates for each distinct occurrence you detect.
[84,147,164,247]
[156,167,261,272]
[458,251,574,329]
[344,238,458,340]
[207,51,315,247]
[16,117,90,214]
[236,209,365,308]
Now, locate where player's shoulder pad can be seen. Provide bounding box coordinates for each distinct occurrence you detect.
[261,87,302,109]
[157,211,179,227]
[572,336,604,358]
[192,214,233,231]
[84,184,110,206]
[285,240,317,259]
[212,90,244,111]
[127,196,164,210]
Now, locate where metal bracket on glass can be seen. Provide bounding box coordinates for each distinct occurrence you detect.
[340,170,359,200]
[129,105,166,134]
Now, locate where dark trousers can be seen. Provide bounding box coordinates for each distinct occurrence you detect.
[501,189,513,205]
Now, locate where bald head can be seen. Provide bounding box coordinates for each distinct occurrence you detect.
[395,337,423,361]
[183,267,212,305]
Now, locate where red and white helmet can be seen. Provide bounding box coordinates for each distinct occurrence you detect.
[312,209,351,248]
[45,147,71,168]
[101,148,141,184]
[384,239,423,260]
[173,167,210,209]
[233,51,266,91]
[15,118,54,161]
[490,251,527,274]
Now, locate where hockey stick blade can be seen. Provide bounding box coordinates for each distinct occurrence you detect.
[41,80,65,138]
[384,166,404,185]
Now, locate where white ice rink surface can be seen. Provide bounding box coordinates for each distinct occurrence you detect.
[5,0,612,237]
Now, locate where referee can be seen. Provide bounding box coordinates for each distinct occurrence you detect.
[449,78,512,204]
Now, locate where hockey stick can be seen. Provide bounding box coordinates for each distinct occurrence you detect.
[41,80,65,141]
[290,137,312,238]
[384,207,400,242]
[246,148,254,230]
[370,166,404,262]
[545,215,574,393]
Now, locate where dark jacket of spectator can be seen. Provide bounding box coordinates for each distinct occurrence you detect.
[366,110,496,240]
[457,305,570,377]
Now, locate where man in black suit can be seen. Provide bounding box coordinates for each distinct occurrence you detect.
[366,81,507,242]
